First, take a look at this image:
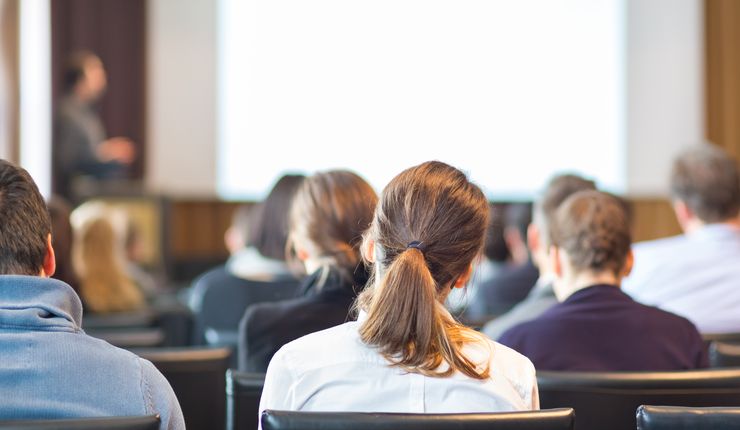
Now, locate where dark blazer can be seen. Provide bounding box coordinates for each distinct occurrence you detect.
[238,265,369,372]
[499,284,708,371]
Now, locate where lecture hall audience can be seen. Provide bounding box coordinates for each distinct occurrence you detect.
[623,143,740,334]
[0,159,184,429]
[258,161,538,419]
[498,190,708,371]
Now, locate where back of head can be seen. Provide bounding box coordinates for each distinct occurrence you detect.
[0,160,51,275]
[63,50,100,93]
[534,174,597,247]
[670,143,740,223]
[248,174,306,261]
[288,170,377,284]
[358,161,490,379]
[550,190,631,277]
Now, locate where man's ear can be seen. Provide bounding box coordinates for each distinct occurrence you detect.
[526,223,539,253]
[673,199,693,229]
[42,234,56,277]
[621,249,634,279]
[549,245,563,278]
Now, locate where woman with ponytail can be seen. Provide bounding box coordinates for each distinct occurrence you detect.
[259,161,538,419]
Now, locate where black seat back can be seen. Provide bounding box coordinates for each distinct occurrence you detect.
[261,409,575,430]
[0,415,159,430]
[87,328,166,349]
[711,342,740,368]
[226,370,265,430]
[189,266,299,346]
[135,347,231,430]
[538,369,740,430]
[637,405,740,430]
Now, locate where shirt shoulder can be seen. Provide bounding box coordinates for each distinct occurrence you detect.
[272,321,376,371]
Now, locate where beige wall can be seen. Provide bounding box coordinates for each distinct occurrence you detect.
[146,0,218,197]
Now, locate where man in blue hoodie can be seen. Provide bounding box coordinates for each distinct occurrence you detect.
[0,159,184,429]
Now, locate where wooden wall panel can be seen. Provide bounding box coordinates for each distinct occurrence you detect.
[0,0,19,162]
[705,0,740,159]
[166,198,682,269]
[630,198,682,243]
[169,200,241,259]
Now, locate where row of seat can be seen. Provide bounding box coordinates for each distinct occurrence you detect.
[3,406,739,430]
[59,340,740,430]
[228,367,740,430]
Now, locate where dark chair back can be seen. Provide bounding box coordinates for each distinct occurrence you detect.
[711,342,740,368]
[637,405,740,430]
[260,409,575,430]
[189,266,299,347]
[226,370,265,430]
[0,415,159,430]
[704,333,740,345]
[82,310,157,330]
[538,369,740,430]
[135,347,231,430]
[87,328,166,349]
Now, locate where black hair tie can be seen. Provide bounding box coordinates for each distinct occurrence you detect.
[407,241,426,254]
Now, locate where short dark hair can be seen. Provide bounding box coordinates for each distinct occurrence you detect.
[534,174,597,247]
[0,160,52,275]
[670,144,740,223]
[505,202,532,243]
[248,174,306,261]
[483,204,509,262]
[63,50,98,92]
[551,190,631,276]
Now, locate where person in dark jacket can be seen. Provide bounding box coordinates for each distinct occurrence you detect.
[499,190,708,371]
[238,170,378,372]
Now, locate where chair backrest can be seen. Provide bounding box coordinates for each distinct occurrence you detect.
[704,333,740,345]
[261,409,575,430]
[711,342,740,368]
[189,266,299,346]
[135,347,231,430]
[82,310,157,330]
[226,369,265,430]
[87,328,166,349]
[0,415,159,430]
[637,405,740,430]
[538,369,740,430]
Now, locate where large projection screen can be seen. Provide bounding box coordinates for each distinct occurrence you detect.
[218,0,625,199]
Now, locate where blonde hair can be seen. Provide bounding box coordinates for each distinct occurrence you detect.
[358,161,491,379]
[71,203,144,313]
[288,170,378,287]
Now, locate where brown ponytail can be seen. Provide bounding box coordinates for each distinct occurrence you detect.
[358,161,491,379]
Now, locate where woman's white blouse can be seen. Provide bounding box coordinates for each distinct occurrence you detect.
[258,315,539,423]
